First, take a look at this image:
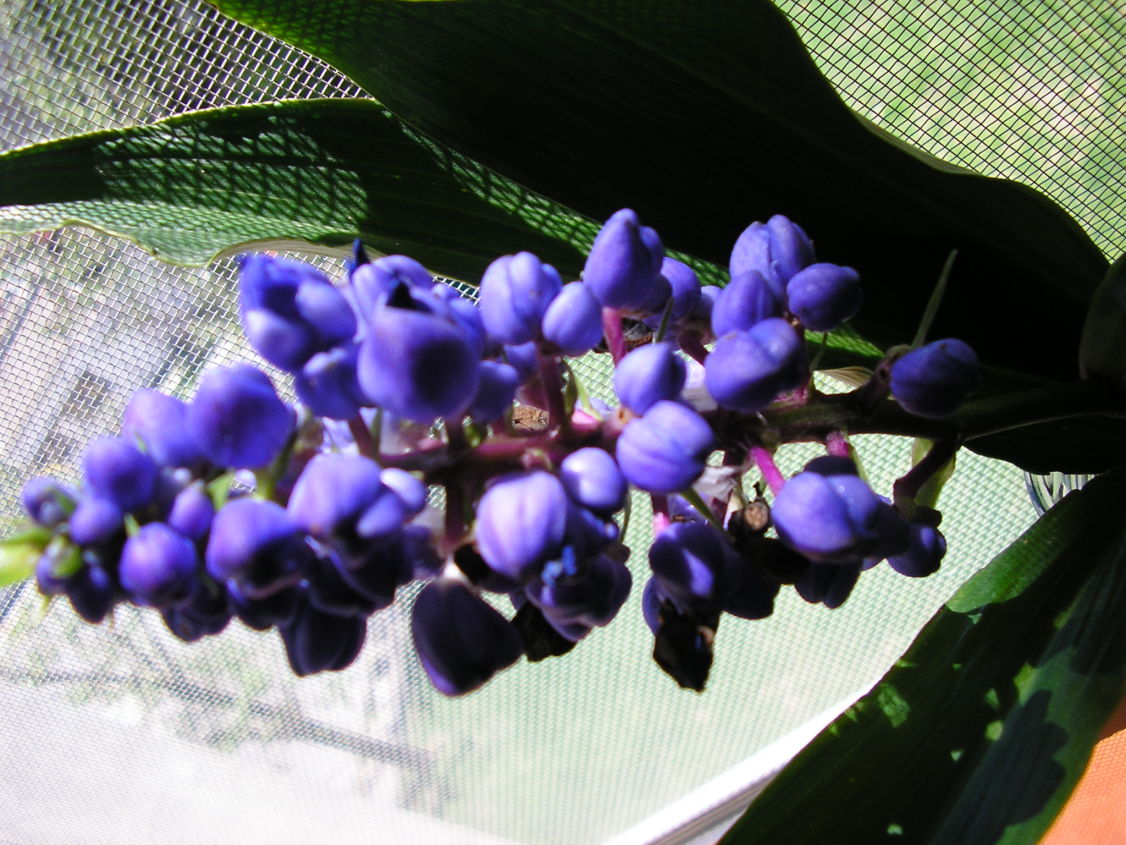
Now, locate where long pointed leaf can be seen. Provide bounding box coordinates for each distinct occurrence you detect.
[721,467,1126,844]
[0,99,598,278]
[210,0,1107,382]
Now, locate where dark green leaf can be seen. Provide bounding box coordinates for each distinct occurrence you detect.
[209,0,1107,382]
[0,98,600,278]
[721,467,1126,844]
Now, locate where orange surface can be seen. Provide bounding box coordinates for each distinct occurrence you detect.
[1040,693,1126,844]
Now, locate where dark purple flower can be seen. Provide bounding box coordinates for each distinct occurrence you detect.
[118,522,198,607]
[238,254,356,372]
[616,400,715,494]
[188,365,295,469]
[357,284,481,423]
[614,342,687,414]
[704,318,806,412]
[287,453,424,545]
[644,258,702,329]
[526,554,631,633]
[479,252,563,345]
[279,597,368,676]
[122,389,208,470]
[649,522,735,615]
[411,578,523,696]
[541,282,604,355]
[294,342,365,420]
[65,564,117,624]
[475,471,570,581]
[349,254,433,317]
[68,497,124,547]
[468,360,520,424]
[786,263,862,332]
[711,271,785,338]
[729,214,814,289]
[559,447,627,516]
[887,523,946,577]
[890,339,980,418]
[772,471,884,563]
[21,478,75,528]
[583,209,664,310]
[82,436,158,512]
[205,498,311,598]
[166,483,214,541]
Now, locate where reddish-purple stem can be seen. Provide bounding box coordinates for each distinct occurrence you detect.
[347,416,376,459]
[602,307,627,364]
[751,445,786,496]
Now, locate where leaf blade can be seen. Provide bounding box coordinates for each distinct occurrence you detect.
[209,0,1108,381]
[722,468,1126,844]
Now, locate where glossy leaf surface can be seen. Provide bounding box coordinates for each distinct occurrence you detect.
[0,99,597,278]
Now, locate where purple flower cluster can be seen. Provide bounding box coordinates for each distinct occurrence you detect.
[16,208,979,697]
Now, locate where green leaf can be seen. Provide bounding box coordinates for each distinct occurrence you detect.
[209,0,1107,382]
[721,467,1126,844]
[0,98,599,279]
[0,529,50,588]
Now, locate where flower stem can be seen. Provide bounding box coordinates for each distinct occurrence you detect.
[751,446,786,496]
[602,307,627,364]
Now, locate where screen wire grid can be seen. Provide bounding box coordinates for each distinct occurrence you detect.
[0,1,1118,843]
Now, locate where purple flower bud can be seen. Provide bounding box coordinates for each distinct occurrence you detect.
[479,252,563,345]
[433,284,490,359]
[794,561,861,608]
[468,360,520,424]
[583,209,665,310]
[724,562,780,620]
[711,271,785,338]
[771,471,884,563]
[350,254,433,317]
[541,282,604,355]
[890,339,980,418]
[238,255,356,372]
[227,581,300,630]
[475,471,570,581]
[526,554,631,632]
[294,342,365,420]
[21,478,75,528]
[502,341,539,383]
[411,578,523,696]
[357,285,481,423]
[729,214,814,289]
[69,497,124,547]
[786,263,862,332]
[644,258,702,329]
[119,523,198,607]
[616,400,715,494]
[66,564,117,624]
[614,342,687,414]
[205,498,311,598]
[560,447,627,516]
[705,318,806,412]
[188,365,295,469]
[123,389,209,470]
[279,598,367,676]
[83,436,158,511]
[649,522,734,615]
[887,523,946,577]
[304,552,381,618]
[288,453,420,545]
[161,580,231,642]
[166,483,214,541]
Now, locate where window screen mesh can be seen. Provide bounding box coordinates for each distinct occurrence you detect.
[0,2,1119,843]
